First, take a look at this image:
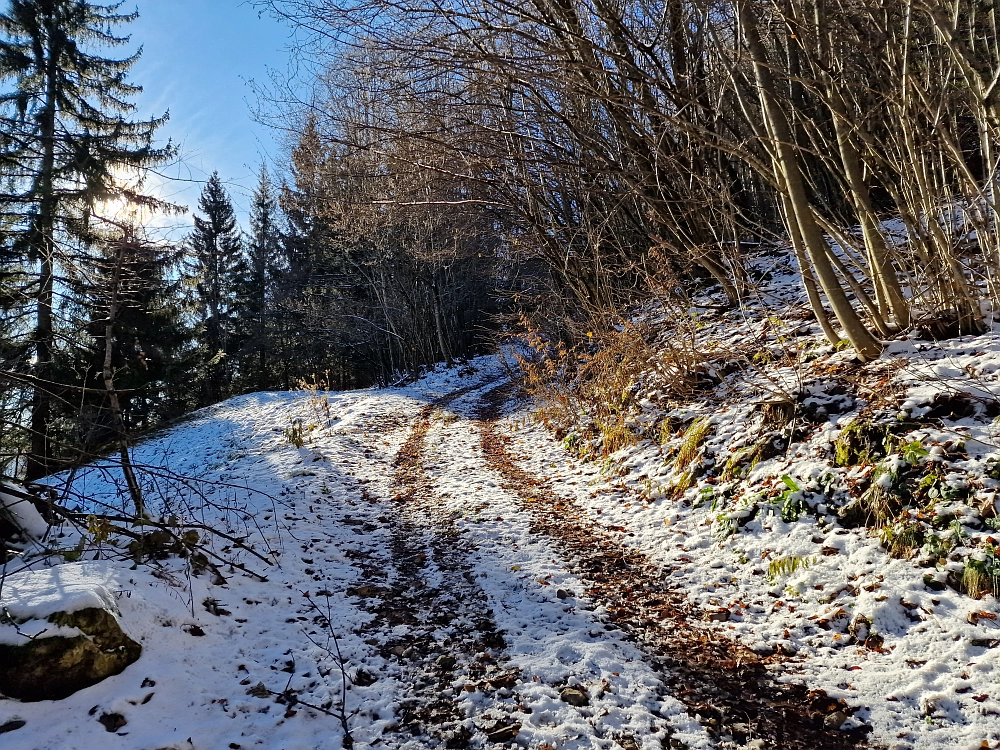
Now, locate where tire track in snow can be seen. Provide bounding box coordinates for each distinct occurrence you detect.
[473,383,874,750]
[351,382,517,748]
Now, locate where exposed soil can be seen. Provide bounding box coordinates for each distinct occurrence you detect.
[474,382,875,750]
[351,383,520,748]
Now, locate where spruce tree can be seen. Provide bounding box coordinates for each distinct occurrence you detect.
[238,164,281,391]
[72,228,191,437]
[187,172,244,405]
[0,0,174,479]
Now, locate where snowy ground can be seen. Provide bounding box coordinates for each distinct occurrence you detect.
[0,361,710,750]
[3,299,1000,749]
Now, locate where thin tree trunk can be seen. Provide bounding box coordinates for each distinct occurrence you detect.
[780,194,841,345]
[103,242,145,517]
[827,88,910,328]
[739,0,883,360]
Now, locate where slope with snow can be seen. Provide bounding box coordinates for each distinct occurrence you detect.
[2,309,1000,749]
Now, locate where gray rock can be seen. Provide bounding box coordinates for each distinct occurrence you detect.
[559,686,590,706]
[824,710,848,730]
[0,608,141,702]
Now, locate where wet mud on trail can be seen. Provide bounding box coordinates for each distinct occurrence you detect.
[472,382,875,750]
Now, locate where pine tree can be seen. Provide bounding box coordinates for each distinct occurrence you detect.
[0,0,174,479]
[186,172,244,405]
[238,164,281,391]
[72,228,191,437]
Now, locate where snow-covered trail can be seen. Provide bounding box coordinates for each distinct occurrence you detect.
[2,361,869,750]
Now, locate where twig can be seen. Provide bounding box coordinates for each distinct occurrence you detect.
[301,590,355,749]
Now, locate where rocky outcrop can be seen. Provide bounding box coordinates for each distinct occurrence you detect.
[0,607,141,702]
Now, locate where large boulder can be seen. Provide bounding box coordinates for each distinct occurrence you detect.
[0,563,141,702]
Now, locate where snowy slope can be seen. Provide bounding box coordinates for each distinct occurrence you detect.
[3,303,1000,749]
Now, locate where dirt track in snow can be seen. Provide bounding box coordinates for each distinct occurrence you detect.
[366,378,874,749]
[353,384,519,747]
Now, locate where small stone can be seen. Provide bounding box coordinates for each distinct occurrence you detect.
[435,654,457,670]
[824,710,848,730]
[556,589,574,599]
[559,686,589,706]
[98,713,127,733]
[485,722,521,743]
[444,725,474,748]
[353,668,377,687]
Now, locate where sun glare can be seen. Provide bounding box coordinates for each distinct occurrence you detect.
[95,195,133,221]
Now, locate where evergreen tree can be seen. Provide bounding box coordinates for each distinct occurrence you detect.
[237,164,281,391]
[71,227,191,441]
[0,0,173,479]
[186,172,244,405]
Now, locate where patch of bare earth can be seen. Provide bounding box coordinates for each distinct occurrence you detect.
[353,384,521,748]
[475,383,875,750]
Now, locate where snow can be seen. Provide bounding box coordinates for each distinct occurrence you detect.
[0,483,49,540]
[0,561,121,622]
[3,265,1000,747]
[0,363,712,749]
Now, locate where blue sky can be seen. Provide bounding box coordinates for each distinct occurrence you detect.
[126,0,297,230]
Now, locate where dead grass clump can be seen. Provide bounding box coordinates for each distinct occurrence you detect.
[598,421,637,454]
[513,314,715,457]
[757,400,796,430]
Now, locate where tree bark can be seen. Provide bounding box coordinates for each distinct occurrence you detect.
[738,0,883,360]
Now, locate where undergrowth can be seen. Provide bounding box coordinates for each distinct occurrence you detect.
[514,301,1000,602]
[514,313,714,459]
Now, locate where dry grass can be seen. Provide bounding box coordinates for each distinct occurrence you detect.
[513,312,717,458]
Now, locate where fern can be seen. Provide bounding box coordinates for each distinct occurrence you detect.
[675,417,710,470]
[767,555,817,583]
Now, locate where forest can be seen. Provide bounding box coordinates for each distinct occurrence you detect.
[1,0,998,484]
[4,3,1000,748]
